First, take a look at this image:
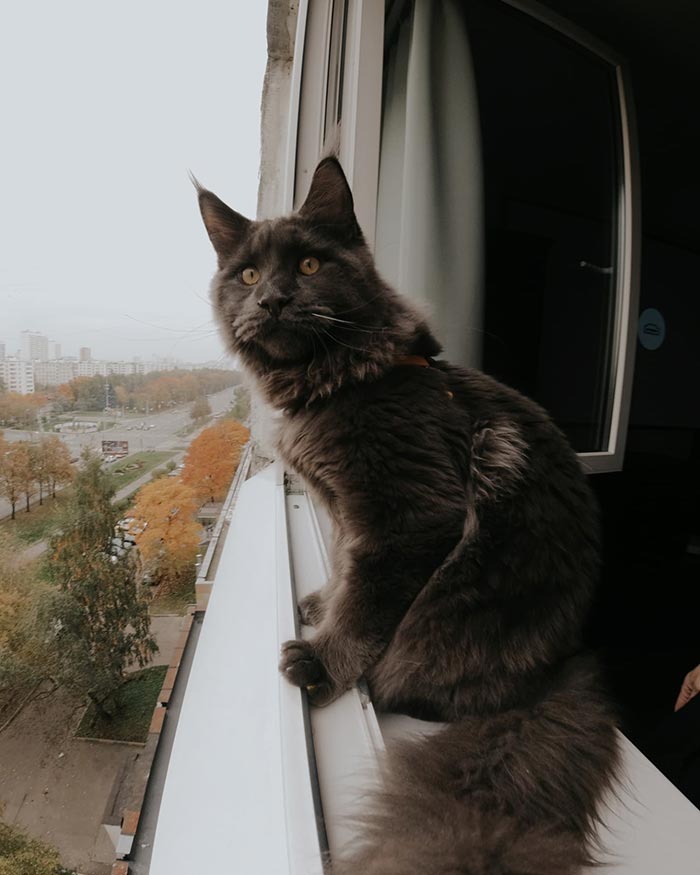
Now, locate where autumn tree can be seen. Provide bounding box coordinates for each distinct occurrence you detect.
[190,395,212,422]
[53,368,239,413]
[128,478,203,595]
[30,442,49,506]
[14,443,35,513]
[182,419,249,503]
[42,436,74,498]
[0,392,45,429]
[48,452,156,717]
[0,441,30,519]
[0,533,69,725]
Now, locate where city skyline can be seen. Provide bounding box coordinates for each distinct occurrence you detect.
[1,327,232,366]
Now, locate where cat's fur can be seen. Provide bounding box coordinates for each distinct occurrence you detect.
[197,158,619,874]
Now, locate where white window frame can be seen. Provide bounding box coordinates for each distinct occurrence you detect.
[286,0,640,474]
[501,0,641,473]
[290,0,385,241]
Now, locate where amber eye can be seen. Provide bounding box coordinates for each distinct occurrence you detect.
[299,256,320,276]
[241,266,260,286]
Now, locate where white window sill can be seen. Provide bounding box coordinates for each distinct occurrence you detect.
[150,462,700,874]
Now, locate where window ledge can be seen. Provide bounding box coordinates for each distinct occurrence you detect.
[149,462,700,873]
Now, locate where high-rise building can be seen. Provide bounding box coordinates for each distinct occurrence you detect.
[51,341,62,359]
[79,346,91,362]
[21,330,49,361]
[0,342,5,361]
[0,358,35,394]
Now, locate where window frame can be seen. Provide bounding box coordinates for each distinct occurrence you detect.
[288,0,640,473]
[500,0,641,473]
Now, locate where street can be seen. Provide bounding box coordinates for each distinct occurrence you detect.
[0,386,238,520]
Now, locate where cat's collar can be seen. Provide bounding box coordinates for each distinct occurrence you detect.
[395,355,453,398]
[395,355,432,368]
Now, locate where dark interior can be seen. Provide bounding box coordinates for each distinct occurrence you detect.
[540,0,700,740]
[465,0,700,739]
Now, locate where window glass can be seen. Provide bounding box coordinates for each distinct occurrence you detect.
[324,0,349,143]
[376,0,624,453]
[466,1,621,452]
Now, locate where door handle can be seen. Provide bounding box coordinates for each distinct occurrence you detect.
[579,260,613,275]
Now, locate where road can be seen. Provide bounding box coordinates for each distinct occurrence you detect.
[0,387,238,521]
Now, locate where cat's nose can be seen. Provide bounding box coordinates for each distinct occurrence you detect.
[257,293,290,319]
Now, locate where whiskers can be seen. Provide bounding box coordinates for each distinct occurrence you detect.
[310,312,389,335]
[314,323,374,354]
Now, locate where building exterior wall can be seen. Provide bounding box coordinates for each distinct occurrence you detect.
[0,358,35,394]
[21,330,49,361]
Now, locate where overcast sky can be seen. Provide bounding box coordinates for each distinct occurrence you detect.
[0,1,268,364]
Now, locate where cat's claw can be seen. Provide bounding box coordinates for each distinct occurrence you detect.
[279,639,338,707]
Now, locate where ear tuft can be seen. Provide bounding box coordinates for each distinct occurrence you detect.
[299,158,361,239]
[188,170,205,194]
[196,186,251,268]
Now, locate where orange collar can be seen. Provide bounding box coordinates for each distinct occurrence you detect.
[395,354,453,399]
[396,355,431,368]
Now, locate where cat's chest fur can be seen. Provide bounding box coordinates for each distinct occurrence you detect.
[274,366,469,523]
[276,404,346,512]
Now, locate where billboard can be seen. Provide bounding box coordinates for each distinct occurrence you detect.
[102,440,129,457]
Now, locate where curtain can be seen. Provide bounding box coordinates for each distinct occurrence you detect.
[375,0,484,368]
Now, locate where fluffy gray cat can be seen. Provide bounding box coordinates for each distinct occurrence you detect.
[196,158,619,874]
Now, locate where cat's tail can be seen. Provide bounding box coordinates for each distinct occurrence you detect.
[332,657,620,875]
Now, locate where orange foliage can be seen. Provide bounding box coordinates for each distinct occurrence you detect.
[182,419,249,503]
[0,392,46,428]
[128,479,203,590]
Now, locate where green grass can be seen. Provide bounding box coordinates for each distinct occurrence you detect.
[76,665,168,743]
[108,451,175,489]
[0,491,72,544]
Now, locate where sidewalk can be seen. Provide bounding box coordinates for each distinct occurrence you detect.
[0,614,186,875]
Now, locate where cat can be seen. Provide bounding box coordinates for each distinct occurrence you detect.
[196,157,620,874]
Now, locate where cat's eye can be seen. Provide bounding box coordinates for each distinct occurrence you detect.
[241,266,260,286]
[299,256,320,276]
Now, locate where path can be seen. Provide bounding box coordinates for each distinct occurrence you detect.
[0,612,186,874]
[17,451,185,563]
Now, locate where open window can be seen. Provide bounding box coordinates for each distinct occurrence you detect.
[311,0,640,473]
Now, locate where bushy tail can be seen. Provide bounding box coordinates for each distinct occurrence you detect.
[333,658,620,875]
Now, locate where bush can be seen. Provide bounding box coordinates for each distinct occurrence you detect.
[0,822,73,875]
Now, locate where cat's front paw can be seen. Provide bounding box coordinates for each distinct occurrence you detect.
[279,639,339,707]
[298,591,325,627]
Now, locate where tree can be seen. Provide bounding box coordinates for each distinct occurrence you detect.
[42,436,73,498]
[190,395,212,422]
[128,478,203,594]
[0,821,72,875]
[229,385,250,424]
[0,392,45,429]
[48,453,157,718]
[0,533,70,728]
[0,441,30,519]
[14,443,35,513]
[182,419,249,503]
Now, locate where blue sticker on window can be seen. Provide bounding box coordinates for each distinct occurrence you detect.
[638,308,665,350]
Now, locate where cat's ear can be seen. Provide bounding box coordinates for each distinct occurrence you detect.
[192,176,251,267]
[299,158,362,239]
